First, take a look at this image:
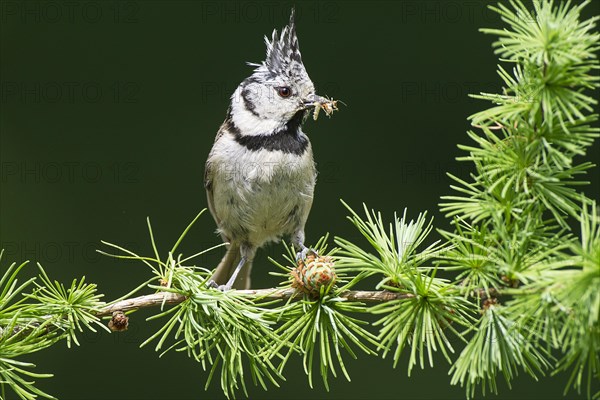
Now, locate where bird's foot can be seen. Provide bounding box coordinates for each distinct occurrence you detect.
[206,279,231,291]
[206,256,247,291]
[207,279,218,289]
[296,246,318,262]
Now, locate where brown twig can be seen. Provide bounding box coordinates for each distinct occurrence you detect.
[97,292,186,317]
[95,289,415,317]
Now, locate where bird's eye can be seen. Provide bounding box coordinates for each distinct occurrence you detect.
[277,86,292,98]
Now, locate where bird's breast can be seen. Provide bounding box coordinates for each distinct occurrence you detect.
[209,133,316,245]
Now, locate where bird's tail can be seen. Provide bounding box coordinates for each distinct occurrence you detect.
[210,244,253,289]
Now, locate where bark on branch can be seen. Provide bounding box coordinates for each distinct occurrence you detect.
[96,289,415,317]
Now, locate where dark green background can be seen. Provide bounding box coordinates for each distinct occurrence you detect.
[1,1,599,399]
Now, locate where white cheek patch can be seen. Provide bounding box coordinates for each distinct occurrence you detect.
[230,87,284,136]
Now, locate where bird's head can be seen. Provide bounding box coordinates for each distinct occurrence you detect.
[229,9,323,135]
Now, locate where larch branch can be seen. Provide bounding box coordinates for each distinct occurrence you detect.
[96,289,415,317]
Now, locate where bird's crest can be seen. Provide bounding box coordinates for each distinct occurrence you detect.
[248,9,305,79]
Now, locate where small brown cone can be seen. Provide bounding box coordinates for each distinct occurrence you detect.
[291,254,337,297]
[108,311,129,332]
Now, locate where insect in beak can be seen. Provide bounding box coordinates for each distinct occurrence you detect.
[304,95,341,121]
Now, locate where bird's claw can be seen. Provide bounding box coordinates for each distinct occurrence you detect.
[207,279,231,291]
[207,279,218,289]
[296,247,318,262]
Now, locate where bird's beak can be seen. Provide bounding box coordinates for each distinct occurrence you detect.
[303,94,327,109]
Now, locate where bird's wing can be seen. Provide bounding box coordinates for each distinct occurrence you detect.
[204,159,218,225]
[205,120,230,228]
